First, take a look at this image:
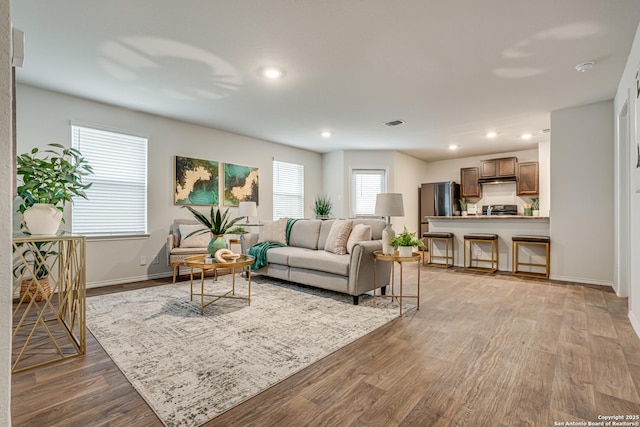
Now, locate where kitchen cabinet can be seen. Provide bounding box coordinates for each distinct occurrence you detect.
[460,167,481,198]
[481,157,517,178]
[517,162,539,195]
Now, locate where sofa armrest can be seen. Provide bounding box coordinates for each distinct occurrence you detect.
[348,240,391,296]
[167,234,176,264]
[240,233,259,254]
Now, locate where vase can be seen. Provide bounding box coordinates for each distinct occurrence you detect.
[524,208,532,216]
[398,246,413,257]
[381,223,395,256]
[208,235,228,257]
[23,204,63,235]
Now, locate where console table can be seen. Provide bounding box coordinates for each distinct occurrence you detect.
[11,233,86,373]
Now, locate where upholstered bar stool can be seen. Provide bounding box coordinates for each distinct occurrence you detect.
[463,233,499,272]
[422,232,454,268]
[511,235,550,279]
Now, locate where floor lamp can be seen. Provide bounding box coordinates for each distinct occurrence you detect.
[375,193,405,255]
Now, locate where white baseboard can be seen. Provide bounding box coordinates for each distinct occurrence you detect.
[629,310,640,340]
[87,271,173,289]
[549,274,613,288]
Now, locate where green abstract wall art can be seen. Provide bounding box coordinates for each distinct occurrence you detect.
[223,163,259,206]
[174,155,219,205]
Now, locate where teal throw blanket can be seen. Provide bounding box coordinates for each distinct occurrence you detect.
[248,218,299,270]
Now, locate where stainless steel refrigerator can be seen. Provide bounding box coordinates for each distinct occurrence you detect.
[419,181,460,236]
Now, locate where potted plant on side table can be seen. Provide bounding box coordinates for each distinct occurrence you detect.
[389,227,424,257]
[16,143,93,235]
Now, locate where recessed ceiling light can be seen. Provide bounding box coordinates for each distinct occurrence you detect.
[521,133,532,140]
[486,132,497,138]
[575,61,595,73]
[259,66,285,79]
[320,131,332,138]
[449,145,459,150]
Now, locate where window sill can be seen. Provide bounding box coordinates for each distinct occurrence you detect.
[84,233,150,242]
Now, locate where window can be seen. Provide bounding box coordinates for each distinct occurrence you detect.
[71,125,148,236]
[352,169,386,216]
[273,160,304,220]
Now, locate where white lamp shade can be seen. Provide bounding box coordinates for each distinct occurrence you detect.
[374,193,405,217]
[238,201,258,218]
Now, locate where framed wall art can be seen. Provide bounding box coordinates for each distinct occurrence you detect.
[223,163,259,206]
[174,155,219,205]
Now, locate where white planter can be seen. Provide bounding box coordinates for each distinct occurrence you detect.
[461,211,468,217]
[532,210,540,217]
[23,204,62,235]
[398,246,413,257]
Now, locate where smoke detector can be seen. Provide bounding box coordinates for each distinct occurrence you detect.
[575,61,595,73]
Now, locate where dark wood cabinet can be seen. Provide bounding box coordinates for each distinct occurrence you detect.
[517,162,539,195]
[460,167,481,198]
[481,157,517,178]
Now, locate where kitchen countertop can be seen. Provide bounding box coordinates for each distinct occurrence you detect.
[426,216,549,220]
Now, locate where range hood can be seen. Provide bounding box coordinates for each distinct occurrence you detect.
[478,175,517,184]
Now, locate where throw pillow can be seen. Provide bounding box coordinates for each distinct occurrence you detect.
[259,218,288,245]
[324,220,353,255]
[346,223,372,254]
[179,224,212,248]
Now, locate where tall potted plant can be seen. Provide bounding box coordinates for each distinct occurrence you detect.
[183,206,244,256]
[313,194,333,219]
[17,143,93,235]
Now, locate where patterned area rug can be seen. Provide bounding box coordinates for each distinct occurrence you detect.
[86,276,406,427]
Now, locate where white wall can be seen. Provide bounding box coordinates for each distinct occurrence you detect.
[550,100,614,286]
[321,150,346,218]
[392,151,427,234]
[538,141,551,216]
[16,85,323,287]
[614,20,640,336]
[0,0,12,423]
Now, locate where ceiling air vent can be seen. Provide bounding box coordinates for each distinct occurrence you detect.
[384,120,404,127]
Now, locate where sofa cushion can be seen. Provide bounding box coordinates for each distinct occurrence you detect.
[264,246,307,265]
[346,223,372,254]
[288,250,350,276]
[324,220,353,255]
[178,224,211,248]
[317,220,335,250]
[259,218,288,244]
[288,220,322,249]
[352,219,385,240]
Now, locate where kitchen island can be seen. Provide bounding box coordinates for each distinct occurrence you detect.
[426,215,550,273]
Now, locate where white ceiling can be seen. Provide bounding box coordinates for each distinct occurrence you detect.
[11,1,640,161]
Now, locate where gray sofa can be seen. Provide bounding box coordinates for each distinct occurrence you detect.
[241,218,391,304]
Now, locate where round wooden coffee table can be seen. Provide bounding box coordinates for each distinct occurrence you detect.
[183,254,255,314]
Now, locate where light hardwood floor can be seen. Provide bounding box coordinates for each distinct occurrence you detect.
[11,265,640,426]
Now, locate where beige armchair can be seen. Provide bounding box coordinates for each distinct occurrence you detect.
[167,219,211,283]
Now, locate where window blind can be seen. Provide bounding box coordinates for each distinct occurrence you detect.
[352,169,386,216]
[273,160,304,220]
[71,125,148,235]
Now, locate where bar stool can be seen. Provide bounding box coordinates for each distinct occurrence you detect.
[422,232,454,268]
[512,235,550,279]
[463,234,499,272]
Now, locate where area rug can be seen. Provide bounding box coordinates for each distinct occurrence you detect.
[85,276,406,427]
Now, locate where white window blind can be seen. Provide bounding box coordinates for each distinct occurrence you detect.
[352,169,386,216]
[273,160,304,220]
[71,125,148,235]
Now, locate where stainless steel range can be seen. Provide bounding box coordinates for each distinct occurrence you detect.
[482,204,518,216]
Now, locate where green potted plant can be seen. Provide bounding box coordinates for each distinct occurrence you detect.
[530,197,540,216]
[389,227,424,257]
[459,198,468,216]
[16,143,93,235]
[313,194,333,219]
[183,206,244,256]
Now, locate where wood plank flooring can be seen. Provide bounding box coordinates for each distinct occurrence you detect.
[11,266,640,426]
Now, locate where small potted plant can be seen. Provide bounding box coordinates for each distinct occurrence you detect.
[389,227,424,257]
[313,194,333,220]
[459,198,469,216]
[16,143,93,235]
[183,206,244,256]
[531,197,540,216]
[13,241,57,302]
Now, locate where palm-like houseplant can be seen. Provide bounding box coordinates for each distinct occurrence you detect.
[16,143,93,234]
[183,206,244,255]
